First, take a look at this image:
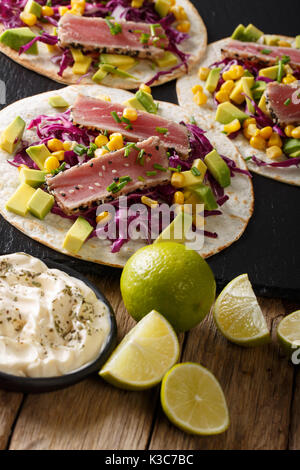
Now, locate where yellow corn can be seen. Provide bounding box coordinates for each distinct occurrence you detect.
[247,123,260,137]
[95,134,109,148]
[63,141,74,151]
[222,71,233,81]
[46,44,58,53]
[17,164,28,172]
[69,8,82,15]
[131,0,144,7]
[141,196,159,209]
[192,84,203,94]
[291,126,300,139]
[51,150,65,161]
[171,172,184,188]
[96,211,111,224]
[215,90,230,104]
[20,12,37,26]
[71,0,86,6]
[58,6,69,16]
[170,6,188,21]
[223,119,241,134]
[173,191,185,205]
[193,91,207,106]
[268,132,283,148]
[95,148,109,157]
[42,5,54,16]
[177,21,190,33]
[107,133,124,151]
[266,145,283,160]
[139,83,151,94]
[169,0,176,5]
[45,156,60,172]
[259,126,273,140]
[243,117,257,129]
[198,67,210,81]
[284,64,294,75]
[47,138,64,152]
[223,65,244,81]
[278,40,291,47]
[220,80,235,94]
[123,107,138,122]
[284,125,295,137]
[282,74,297,84]
[250,135,266,150]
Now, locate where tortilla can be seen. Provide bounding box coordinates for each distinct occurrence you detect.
[0,84,253,268]
[176,37,300,186]
[0,0,207,89]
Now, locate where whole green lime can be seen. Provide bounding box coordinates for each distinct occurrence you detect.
[120,242,216,332]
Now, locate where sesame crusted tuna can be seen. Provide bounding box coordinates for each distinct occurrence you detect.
[266,82,300,127]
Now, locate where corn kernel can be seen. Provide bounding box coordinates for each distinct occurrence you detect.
[230,65,245,80]
[141,196,159,209]
[46,44,58,53]
[170,6,188,21]
[192,84,203,94]
[42,5,54,16]
[193,91,207,106]
[198,67,210,81]
[107,133,124,151]
[63,141,75,151]
[243,117,257,129]
[177,21,190,33]
[51,150,65,161]
[268,132,282,148]
[68,8,82,15]
[243,128,252,140]
[71,0,86,6]
[95,134,109,148]
[45,156,60,172]
[259,126,273,140]
[169,0,176,5]
[250,136,267,150]
[20,12,37,26]
[284,125,295,137]
[278,40,291,47]
[95,148,109,157]
[139,83,151,94]
[282,74,297,84]
[131,0,144,7]
[171,172,184,188]
[47,138,64,152]
[96,211,111,224]
[58,6,69,16]
[215,90,230,104]
[291,126,300,139]
[173,191,185,205]
[17,164,28,172]
[247,123,260,137]
[284,64,294,75]
[223,119,241,134]
[222,70,233,81]
[266,145,283,160]
[123,107,138,122]
[220,80,235,94]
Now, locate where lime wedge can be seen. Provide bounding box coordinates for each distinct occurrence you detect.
[161,363,230,435]
[99,310,180,390]
[213,274,270,347]
[277,310,300,357]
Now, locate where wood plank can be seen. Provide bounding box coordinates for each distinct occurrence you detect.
[0,391,23,450]
[149,298,295,450]
[9,272,157,450]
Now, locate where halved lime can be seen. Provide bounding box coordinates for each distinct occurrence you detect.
[99,310,180,390]
[213,274,270,347]
[161,363,230,435]
[277,310,300,357]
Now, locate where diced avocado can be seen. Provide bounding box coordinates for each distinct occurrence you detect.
[205,68,221,94]
[252,80,267,101]
[5,183,36,217]
[215,102,249,125]
[24,0,42,18]
[92,67,108,84]
[155,51,178,68]
[154,212,193,245]
[180,168,206,187]
[243,24,264,42]
[283,138,300,155]
[189,184,218,211]
[241,76,255,114]
[26,144,51,170]
[63,216,93,254]
[154,0,171,17]
[48,95,69,108]
[27,188,54,220]
[259,65,279,80]
[135,90,158,114]
[296,35,300,49]
[204,149,231,188]
[19,168,47,188]
[123,97,146,111]
[229,79,245,105]
[0,116,25,154]
[0,27,38,55]
[289,150,300,158]
[264,35,280,46]
[100,53,136,70]
[100,64,137,80]
[258,93,269,115]
[231,24,246,41]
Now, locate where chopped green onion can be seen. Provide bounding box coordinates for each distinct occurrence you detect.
[284,98,291,106]
[51,161,66,175]
[105,18,122,35]
[87,143,97,158]
[261,49,272,55]
[119,175,132,183]
[107,181,118,192]
[140,33,150,44]
[168,165,182,172]
[146,171,157,176]
[137,149,145,166]
[277,60,285,83]
[191,167,201,176]
[73,144,87,156]
[103,145,110,152]
[153,163,168,172]
[190,116,197,125]
[111,111,121,123]
[104,129,109,137]
[117,181,129,191]
[244,156,252,162]
[156,127,168,134]
[138,176,145,182]
[133,30,142,34]
[150,24,160,36]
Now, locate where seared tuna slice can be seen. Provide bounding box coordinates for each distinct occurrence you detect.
[266,82,300,126]
[46,137,171,215]
[72,94,190,158]
[57,14,167,59]
[221,40,300,69]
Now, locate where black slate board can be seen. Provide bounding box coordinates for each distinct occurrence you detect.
[0,0,299,299]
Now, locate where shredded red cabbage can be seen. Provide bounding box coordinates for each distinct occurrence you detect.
[251,155,300,168]
[19,32,58,55]
[0,0,27,29]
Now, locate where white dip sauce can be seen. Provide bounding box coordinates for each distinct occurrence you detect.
[0,253,111,377]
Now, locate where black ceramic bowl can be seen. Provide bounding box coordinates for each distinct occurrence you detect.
[0,260,117,393]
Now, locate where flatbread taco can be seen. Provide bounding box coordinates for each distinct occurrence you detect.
[0,0,207,89]
[176,23,300,185]
[0,84,253,267]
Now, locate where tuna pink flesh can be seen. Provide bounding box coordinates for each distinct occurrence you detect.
[266,82,300,126]
[223,40,300,69]
[72,95,190,157]
[47,137,171,214]
[58,14,167,58]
